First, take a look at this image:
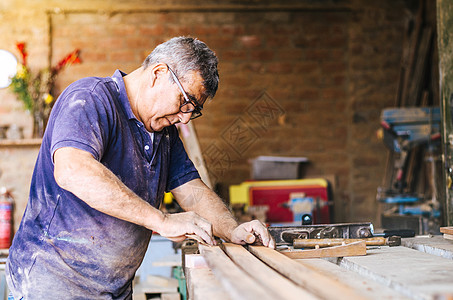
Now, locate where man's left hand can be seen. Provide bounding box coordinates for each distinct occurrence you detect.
[230,220,275,248]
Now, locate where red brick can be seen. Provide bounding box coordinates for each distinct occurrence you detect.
[322,88,347,100]
[221,25,245,35]
[250,50,274,61]
[239,35,261,48]
[139,25,165,36]
[294,88,320,100]
[267,36,290,47]
[221,50,247,61]
[321,62,347,74]
[193,25,220,36]
[305,49,330,60]
[267,62,293,74]
[81,51,107,62]
[207,37,235,49]
[110,50,136,62]
[166,25,192,36]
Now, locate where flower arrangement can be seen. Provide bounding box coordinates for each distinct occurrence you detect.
[9,42,81,137]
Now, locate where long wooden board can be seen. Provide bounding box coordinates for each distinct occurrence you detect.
[298,258,410,299]
[199,245,277,300]
[440,227,453,234]
[248,245,369,300]
[222,243,317,300]
[335,246,453,299]
[178,123,212,188]
[440,227,453,240]
[280,241,367,259]
[185,267,231,300]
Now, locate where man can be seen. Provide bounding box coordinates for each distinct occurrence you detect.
[6,37,274,299]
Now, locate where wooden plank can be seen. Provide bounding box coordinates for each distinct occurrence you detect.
[298,258,411,300]
[444,234,453,241]
[440,227,453,235]
[440,228,453,241]
[248,245,369,300]
[0,138,42,147]
[184,267,231,300]
[222,243,317,300]
[178,123,212,189]
[437,0,453,225]
[407,27,433,106]
[161,293,181,300]
[333,246,453,299]
[199,245,276,300]
[402,236,453,260]
[280,241,366,259]
[400,1,424,107]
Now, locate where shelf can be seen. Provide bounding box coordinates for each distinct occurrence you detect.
[0,138,42,147]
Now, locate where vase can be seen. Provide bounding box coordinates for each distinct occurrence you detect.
[32,109,45,138]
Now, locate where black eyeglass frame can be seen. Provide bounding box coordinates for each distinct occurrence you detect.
[166,64,203,120]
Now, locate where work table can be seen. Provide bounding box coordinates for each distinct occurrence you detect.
[184,236,453,299]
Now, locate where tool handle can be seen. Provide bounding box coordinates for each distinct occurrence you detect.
[293,237,386,249]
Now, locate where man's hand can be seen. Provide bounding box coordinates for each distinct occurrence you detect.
[154,211,216,245]
[230,220,275,248]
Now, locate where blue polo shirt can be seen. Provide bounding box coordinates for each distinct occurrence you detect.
[6,70,200,299]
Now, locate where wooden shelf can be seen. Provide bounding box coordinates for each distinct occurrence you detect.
[0,138,42,147]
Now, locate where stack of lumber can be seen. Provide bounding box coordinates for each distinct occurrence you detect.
[185,237,453,299]
[440,227,453,240]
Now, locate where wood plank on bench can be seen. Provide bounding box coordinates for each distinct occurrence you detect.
[199,245,278,300]
[248,245,369,300]
[331,246,453,299]
[222,243,317,300]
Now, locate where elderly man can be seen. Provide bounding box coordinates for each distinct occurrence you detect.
[6,36,273,299]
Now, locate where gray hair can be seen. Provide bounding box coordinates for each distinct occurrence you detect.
[143,36,219,100]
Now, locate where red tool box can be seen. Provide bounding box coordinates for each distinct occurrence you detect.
[229,179,332,224]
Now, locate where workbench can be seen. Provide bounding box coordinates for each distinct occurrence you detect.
[184,236,453,300]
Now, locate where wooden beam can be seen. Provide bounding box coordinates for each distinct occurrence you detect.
[199,245,276,300]
[334,246,453,299]
[407,27,433,106]
[281,241,366,259]
[185,266,231,300]
[248,245,370,300]
[178,123,212,189]
[437,0,453,226]
[222,243,317,300]
[440,227,453,240]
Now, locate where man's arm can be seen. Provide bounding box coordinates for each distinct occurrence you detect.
[171,178,274,248]
[53,147,215,244]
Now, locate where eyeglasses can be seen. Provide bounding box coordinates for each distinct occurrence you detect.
[167,65,203,120]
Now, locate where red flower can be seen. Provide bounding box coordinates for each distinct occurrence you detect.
[53,49,82,73]
[16,42,28,66]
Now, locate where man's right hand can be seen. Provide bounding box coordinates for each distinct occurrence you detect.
[155,211,215,245]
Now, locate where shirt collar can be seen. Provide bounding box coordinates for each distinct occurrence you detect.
[111,69,137,121]
[111,69,165,138]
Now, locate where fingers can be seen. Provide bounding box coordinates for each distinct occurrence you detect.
[191,215,215,245]
[268,236,276,249]
[232,220,274,248]
[157,212,215,246]
[250,220,271,247]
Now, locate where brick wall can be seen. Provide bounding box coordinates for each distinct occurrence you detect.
[0,0,423,227]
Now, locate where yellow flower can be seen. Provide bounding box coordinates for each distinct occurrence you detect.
[16,64,28,79]
[43,93,53,105]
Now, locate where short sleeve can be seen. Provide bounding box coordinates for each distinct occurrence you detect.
[50,83,113,162]
[166,126,200,191]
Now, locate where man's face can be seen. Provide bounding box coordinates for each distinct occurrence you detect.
[138,67,206,132]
